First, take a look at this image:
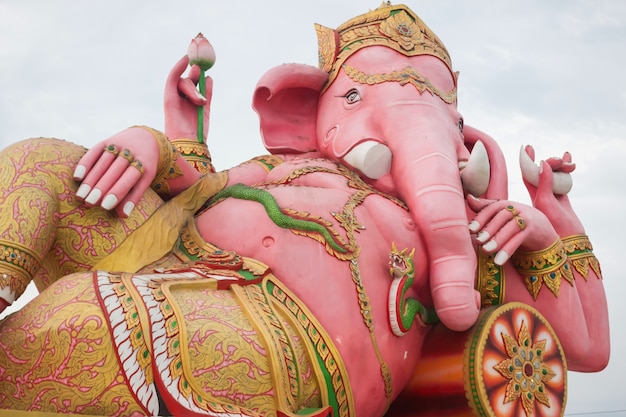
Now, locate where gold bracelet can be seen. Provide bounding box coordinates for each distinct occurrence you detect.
[511,239,574,300]
[562,234,602,280]
[0,239,41,303]
[133,126,183,197]
[171,139,214,174]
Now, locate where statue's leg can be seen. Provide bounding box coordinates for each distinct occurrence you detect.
[0,271,149,415]
[0,138,162,310]
[0,265,334,416]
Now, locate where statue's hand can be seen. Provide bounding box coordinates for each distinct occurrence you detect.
[468,196,560,265]
[164,55,212,140]
[73,127,159,217]
[520,145,585,236]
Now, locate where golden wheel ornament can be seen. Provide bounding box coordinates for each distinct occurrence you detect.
[465,302,567,417]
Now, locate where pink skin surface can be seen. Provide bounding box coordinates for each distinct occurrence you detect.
[63,43,608,414]
[199,157,432,417]
[315,48,480,333]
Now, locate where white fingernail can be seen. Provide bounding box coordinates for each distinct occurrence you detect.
[494,250,509,265]
[123,201,135,217]
[483,240,497,252]
[476,231,490,243]
[73,165,86,180]
[85,188,102,205]
[101,194,118,210]
[76,184,91,199]
[195,90,206,100]
[468,220,480,233]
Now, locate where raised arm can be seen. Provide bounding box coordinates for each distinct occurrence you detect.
[72,49,217,217]
[520,145,609,371]
[466,146,609,371]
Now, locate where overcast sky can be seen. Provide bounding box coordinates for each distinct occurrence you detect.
[1,1,625,415]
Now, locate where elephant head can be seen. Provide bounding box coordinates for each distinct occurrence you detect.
[252,4,504,331]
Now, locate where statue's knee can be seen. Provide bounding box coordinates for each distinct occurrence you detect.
[0,138,86,310]
[1,137,86,175]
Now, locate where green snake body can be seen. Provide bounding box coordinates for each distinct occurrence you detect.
[209,183,348,254]
[389,248,438,336]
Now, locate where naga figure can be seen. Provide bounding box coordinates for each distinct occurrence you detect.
[0,3,609,417]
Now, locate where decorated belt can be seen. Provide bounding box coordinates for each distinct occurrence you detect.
[94,219,355,416]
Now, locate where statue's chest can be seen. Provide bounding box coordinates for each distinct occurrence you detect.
[196,160,424,299]
[203,159,411,247]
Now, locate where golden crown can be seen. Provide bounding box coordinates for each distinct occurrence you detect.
[316,2,453,89]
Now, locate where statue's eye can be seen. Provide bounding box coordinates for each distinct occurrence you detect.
[457,117,464,132]
[344,89,361,104]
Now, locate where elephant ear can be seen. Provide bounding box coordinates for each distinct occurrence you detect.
[463,125,508,199]
[253,63,329,154]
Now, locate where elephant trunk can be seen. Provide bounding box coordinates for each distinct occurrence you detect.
[386,107,480,331]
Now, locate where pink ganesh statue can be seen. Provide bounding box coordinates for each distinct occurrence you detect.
[0,3,609,417]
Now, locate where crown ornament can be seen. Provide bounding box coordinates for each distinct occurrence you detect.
[316,2,453,90]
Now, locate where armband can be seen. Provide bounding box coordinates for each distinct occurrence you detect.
[511,239,574,300]
[171,138,214,174]
[133,126,183,197]
[561,234,602,280]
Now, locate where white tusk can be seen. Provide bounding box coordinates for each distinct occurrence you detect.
[343,141,392,179]
[519,146,572,195]
[460,140,490,196]
[519,146,540,186]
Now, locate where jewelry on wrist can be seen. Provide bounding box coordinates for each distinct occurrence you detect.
[171,138,214,174]
[133,126,183,197]
[511,239,574,300]
[561,234,602,280]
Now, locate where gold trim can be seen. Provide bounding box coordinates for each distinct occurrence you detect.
[0,239,41,280]
[511,239,574,300]
[249,155,286,173]
[265,276,356,417]
[159,279,223,411]
[104,273,154,386]
[561,234,602,280]
[171,138,214,174]
[343,64,457,104]
[0,239,42,299]
[0,269,29,301]
[232,281,301,413]
[317,3,453,91]
[180,220,271,278]
[133,126,183,197]
[120,273,154,355]
[315,23,338,73]
[476,251,505,307]
[492,321,556,416]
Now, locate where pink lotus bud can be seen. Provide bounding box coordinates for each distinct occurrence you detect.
[187,33,215,70]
